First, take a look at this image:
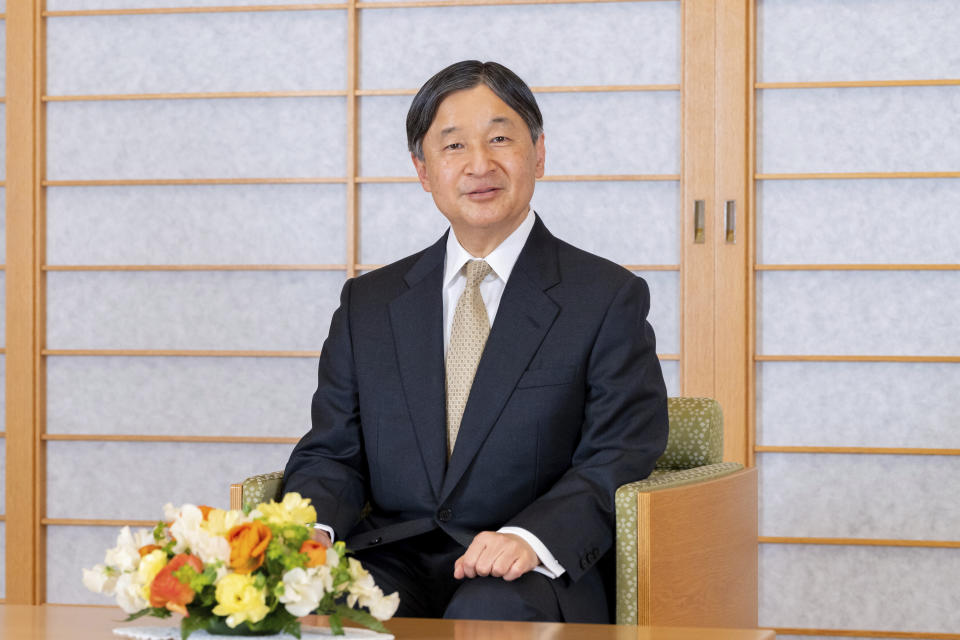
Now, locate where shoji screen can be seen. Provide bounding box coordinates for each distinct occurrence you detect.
[753,0,960,638]
[41,0,682,604]
[0,0,6,603]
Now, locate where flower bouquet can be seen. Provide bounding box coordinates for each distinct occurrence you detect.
[83,493,399,639]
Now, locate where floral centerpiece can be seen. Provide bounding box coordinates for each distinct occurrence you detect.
[83,493,399,639]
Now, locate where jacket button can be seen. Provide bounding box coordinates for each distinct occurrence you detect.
[368,537,382,546]
[437,508,453,522]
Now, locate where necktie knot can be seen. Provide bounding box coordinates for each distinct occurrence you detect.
[465,259,492,288]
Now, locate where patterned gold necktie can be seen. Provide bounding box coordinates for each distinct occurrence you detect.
[446,259,493,458]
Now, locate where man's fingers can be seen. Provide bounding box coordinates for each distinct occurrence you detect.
[310,529,332,548]
[453,556,465,580]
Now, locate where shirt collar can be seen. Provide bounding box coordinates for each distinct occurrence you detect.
[443,208,536,288]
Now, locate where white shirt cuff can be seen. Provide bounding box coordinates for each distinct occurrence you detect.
[312,523,335,542]
[497,526,566,579]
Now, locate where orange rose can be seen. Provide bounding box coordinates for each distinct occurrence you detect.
[198,505,214,520]
[149,553,203,616]
[299,540,327,568]
[226,521,272,574]
[138,544,162,558]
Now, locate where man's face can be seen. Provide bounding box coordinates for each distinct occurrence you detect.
[412,84,545,251]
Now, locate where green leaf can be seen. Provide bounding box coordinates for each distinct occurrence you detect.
[328,612,344,636]
[179,608,213,640]
[152,521,168,543]
[122,607,170,622]
[335,604,391,634]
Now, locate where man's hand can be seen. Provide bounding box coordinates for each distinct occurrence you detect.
[310,528,332,548]
[453,531,539,582]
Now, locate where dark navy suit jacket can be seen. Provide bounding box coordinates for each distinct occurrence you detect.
[284,216,668,621]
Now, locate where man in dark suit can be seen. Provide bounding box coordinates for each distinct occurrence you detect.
[283,60,668,623]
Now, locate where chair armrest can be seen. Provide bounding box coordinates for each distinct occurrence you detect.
[230,471,284,511]
[615,464,757,627]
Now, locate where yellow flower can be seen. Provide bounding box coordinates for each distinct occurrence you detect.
[212,573,270,628]
[136,550,168,601]
[202,508,249,537]
[253,493,316,526]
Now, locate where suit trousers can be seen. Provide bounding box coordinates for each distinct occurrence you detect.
[352,529,564,622]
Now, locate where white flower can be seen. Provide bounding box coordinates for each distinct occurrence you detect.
[363,589,400,621]
[104,527,153,573]
[167,504,230,566]
[114,572,149,614]
[345,558,378,609]
[82,564,118,596]
[278,567,328,617]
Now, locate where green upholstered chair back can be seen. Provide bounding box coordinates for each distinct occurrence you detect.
[656,397,724,470]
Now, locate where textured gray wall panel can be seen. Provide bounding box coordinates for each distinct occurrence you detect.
[46,441,295,520]
[47,98,346,180]
[359,3,679,88]
[758,452,960,539]
[758,0,960,82]
[47,12,346,94]
[757,271,960,356]
[46,356,318,438]
[757,179,960,265]
[760,544,960,633]
[758,361,960,448]
[46,271,344,350]
[47,185,347,265]
[758,87,960,173]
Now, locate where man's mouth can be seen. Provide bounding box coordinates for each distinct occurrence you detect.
[465,187,501,198]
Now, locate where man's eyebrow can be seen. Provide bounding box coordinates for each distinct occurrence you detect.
[439,125,459,137]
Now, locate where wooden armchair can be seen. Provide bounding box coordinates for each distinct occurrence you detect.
[231,397,757,628]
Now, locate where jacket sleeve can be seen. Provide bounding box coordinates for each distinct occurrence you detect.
[283,278,369,538]
[503,275,669,582]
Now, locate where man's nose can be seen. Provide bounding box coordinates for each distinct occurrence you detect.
[465,145,494,175]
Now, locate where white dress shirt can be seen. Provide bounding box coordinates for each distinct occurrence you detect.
[320,208,565,579]
[442,208,565,579]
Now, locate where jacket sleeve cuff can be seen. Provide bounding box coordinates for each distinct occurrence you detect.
[498,526,566,579]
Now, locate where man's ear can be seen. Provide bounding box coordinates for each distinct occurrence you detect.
[534,133,546,179]
[411,153,432,193]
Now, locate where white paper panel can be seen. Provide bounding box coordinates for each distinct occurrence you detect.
[47,525,136,605]
[758,361,960,448]
[0,26,6,96]
[632,271,679,356]
[46,441,294,519]
[0,187,6,263]
[47,185,347,265]
[47,356,317,437]
[48,0,339,8]
[0,437,5,513]
[758,87,960,173]
[46,98,346,180]
[47,12,346,95]
[358,182,448,265]
[661,360,679,398]
[0,355,6,432]
[0,273,5,342]
[534,181,680,265]
[0,522,5,599]
[758,452,960,539]
[0,105,6,178]
[46,271,344,350]
[757,271,960,356]
[760,544,960,633]
[360,92,680,177]
[757,178,960,264]
[758,0,960,82]
[360,3,679,88]
[778,637,944,640]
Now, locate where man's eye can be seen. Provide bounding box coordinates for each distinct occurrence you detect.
[445,143,463,150]
[491,136,508,143]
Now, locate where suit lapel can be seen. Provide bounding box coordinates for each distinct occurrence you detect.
[441,217,561,499]
[388,235,448,500]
